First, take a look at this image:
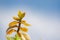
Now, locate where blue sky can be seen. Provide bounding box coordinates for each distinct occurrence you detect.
[0,0,60,40]
[0,0,60,11]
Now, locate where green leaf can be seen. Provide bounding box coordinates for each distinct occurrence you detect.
[7,37,15,40]
[6,34,22,40]
[15,34,22,40]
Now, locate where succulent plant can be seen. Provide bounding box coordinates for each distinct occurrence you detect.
[6,10,31,40]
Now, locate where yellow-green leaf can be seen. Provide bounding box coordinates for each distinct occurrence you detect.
[13,16,20,21]
[6,25,17,32]
[7,36,15,40]
[7,29,16,35]
[21,12,25,19]
[23,23,31,26]
[15,33,22,40]
[21,20,31,26]
[20,27,28,32]
[18,10,22,18]
[9,21,18,27]
[9,25,17,28]
[22,33,30,40]
[18,10,25,19]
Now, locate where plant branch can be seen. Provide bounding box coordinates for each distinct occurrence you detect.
[17,20,21,37]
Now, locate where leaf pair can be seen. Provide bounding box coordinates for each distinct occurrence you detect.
[8,20,30,31]
[13,11,25,21]
[7,27,28,35]
[18,11,25,20]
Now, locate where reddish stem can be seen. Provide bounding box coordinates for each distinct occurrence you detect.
[17,20,21,37]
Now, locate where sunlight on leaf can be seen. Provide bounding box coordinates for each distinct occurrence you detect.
[20,27,28,32]
[21,20,31,26]
[7,29,16,35]
[23,23,31,26]
[6,25,17,32]
[18,10,22,18]
[9,25,17,28]
[21,20,26,23]
[13,16,20,21]
[22,33,30,40]
[9,21,18,27]
[21,12,25,19]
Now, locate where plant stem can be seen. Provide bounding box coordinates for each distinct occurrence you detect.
[17,20,21,36]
